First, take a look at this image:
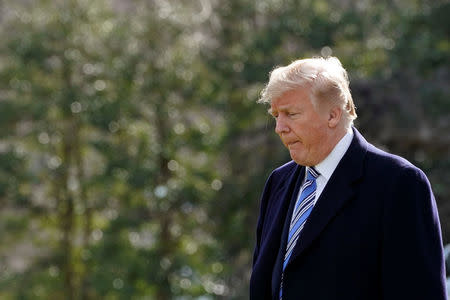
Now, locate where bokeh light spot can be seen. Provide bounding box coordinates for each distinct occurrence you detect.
[113,278,124,289]
[211,179,222,191]
[168,160,179,171]
[92,229,103,241]
[321,46,332,57]
[94,80,106,91]
[38,132,50,144]
[155,185,168,198]
[48,156,62,169]
[71,101,82,113]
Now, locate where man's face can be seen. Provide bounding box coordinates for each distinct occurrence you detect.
[270,88,332,166]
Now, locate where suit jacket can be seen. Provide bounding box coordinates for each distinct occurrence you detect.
[250,128,446,300]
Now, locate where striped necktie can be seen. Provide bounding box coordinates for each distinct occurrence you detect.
[280,166,320,299]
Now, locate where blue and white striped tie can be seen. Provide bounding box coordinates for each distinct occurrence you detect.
[280,167,320,299]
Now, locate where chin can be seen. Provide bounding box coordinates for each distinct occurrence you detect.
[290,155,306,166]
[291,154,314,166]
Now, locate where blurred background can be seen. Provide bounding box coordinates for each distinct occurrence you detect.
[0,0,448,299]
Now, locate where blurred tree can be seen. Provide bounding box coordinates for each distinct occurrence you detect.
[0,0,128,298]
[0,0,448,299]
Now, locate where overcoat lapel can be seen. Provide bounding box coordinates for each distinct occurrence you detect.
[284,128,369,271]
[252,162,305,295]
[271,166,306,297]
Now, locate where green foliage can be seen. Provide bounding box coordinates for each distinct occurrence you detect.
[0,0,448,299]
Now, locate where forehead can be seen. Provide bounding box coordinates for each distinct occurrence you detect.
[270,89,311,110]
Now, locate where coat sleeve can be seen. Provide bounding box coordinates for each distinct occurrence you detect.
[381,166,447,299]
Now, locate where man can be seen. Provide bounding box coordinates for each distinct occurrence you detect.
[250,57,446,299]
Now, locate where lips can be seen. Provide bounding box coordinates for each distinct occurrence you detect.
[286,141,300,148]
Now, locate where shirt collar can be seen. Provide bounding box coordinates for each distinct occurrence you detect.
[313,130,354,181]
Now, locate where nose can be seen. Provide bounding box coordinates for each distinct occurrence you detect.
[275,115,289,135]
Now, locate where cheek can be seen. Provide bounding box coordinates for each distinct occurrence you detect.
[293,121,315,137]
[303,125,325,144]
[291,120,307,133]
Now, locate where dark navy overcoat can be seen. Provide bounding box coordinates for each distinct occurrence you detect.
[250,128,446,300]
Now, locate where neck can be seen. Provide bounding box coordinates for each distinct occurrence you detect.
[314,127,348,166]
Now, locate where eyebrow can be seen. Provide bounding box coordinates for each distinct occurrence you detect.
[268,104,294,115]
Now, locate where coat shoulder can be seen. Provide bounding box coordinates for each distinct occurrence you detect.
[365,143,423,177]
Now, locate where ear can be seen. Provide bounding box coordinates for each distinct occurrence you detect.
[327,105,342,128]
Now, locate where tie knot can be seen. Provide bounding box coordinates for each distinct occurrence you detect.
[307,167,320,180]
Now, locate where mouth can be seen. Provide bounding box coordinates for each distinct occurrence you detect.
[286,141,300,148]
